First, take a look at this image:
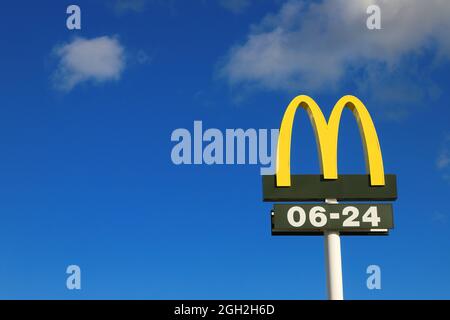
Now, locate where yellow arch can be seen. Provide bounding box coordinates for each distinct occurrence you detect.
[276,95,385,187]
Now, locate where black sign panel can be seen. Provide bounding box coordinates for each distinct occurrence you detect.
[272,203,394,236]
[263,174,397,202]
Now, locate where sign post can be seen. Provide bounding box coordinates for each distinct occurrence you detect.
[324,199,343,300]
[262,95,398,300]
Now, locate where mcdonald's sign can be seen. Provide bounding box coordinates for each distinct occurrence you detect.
[263,95,397,298]
[263,95,397,202]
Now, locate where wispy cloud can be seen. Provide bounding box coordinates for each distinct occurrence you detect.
[113,0,147,14]
[52,36,126,91]
[219,0,251,14]
[437,134,450,182]
[136,49,152,65]
[432,211,448,224]
[437,149,450,170]
[219,0,450,108]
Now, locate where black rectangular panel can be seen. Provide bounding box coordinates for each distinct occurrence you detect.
[262,174,397,202]
[271,203,393,236]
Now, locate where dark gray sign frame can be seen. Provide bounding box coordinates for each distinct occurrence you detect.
[272,203,394,236]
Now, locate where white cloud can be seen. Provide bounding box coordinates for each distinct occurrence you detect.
[53,36,126,91]
[220,0,450,93]
[219,0,251,14]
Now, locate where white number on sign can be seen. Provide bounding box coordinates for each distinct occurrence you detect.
[342,206,360,227]
[362,206,381,227]
[309,206,327,227]
[287,206,306,227]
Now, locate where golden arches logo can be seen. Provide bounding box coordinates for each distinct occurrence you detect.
[276,95,385,187]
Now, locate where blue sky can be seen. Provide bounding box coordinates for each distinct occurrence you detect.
[0,0,449,299]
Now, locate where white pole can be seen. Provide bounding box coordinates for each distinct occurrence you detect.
[324,198,344,300]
